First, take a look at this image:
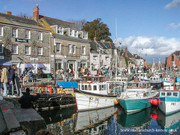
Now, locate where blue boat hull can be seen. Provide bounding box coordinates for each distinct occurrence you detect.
[118,99,151,113]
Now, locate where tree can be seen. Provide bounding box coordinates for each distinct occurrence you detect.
[70,19,87,30]
[82,18,112,42]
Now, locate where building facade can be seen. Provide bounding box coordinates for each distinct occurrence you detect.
[0,11,50,75]
[166,51,180,70]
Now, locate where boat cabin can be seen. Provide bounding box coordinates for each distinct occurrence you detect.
[160,90,180,98]
[82,76,105,82]
[127,81,151,89]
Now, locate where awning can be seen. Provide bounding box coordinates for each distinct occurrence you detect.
[25,63,33,68]
[37,63,46,69]
[0,61,12,66]
[56,81,78,88]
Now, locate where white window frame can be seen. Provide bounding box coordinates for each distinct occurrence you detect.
[57,26,63,35]
[72,45,76,54]
[0,43,3,53]
[82,45,86,55]
[38,32,43,40]
[56,43,61,53]
[11,45,18,54]
[37,47,43,55]
[12,28,18,38]
[25,46,31,55]
[74,30,78,37]
[70,29,74,37]
[25,30,31,39]
[0,26,3,36]
[68,44,72,54]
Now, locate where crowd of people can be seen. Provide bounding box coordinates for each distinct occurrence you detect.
[0,65,18,96]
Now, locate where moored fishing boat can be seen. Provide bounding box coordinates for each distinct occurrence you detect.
[158,89,180,115]
[117,80,158,113]
[74,76,117,112]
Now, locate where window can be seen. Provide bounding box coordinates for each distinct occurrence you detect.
[70,29,73,36]
[38,32,43,40]
[72,45,76,54]
[25,46,31,55]
[25,30,30,39]
[93,85,97,91]
[74,30,78,37]
[12,28,18,38]
[37,47,43,55]
[0,26,3,36]
[57,26,63,35]
[82,46,86,55]
[83,32,88,39]
[68,44,72,54]
[11,45,18,54]
[0,44,3,53]
[173,93,178,97]
[56,43,61,53]
[167,92,172,96]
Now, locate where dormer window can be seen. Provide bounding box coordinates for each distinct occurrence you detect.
[70,29,73,36]
[12,28,18,38]
[0,26,3,36]
[83,32,88,39]
[57,26,63,35]
[74,30,78,37]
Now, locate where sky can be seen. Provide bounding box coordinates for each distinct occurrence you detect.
[0,0,180,63]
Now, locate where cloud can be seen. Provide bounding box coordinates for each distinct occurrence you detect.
[165,0,180,9]
[169,22,180,29]
[117,36,180,62]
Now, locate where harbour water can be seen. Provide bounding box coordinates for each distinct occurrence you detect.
[39,105,180,135]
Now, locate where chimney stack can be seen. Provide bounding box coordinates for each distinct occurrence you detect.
[125,47,128,57]
[33,5,39,21]
[6,11,12,15]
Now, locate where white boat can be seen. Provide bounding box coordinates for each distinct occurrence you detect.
[134,73,149,81]
[158,89,180,115]
[74,106,118,134]
[74,76,117,112]
[117,80,159,113]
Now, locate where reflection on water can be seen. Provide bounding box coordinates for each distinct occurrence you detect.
[156,110,180,135]
[117,107,152,131]
[39,106,180,135]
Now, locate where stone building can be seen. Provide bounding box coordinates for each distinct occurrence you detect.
[165,50,180,70]
[0,10,50,75]
[89,40,116,75]
[33,5,90,79]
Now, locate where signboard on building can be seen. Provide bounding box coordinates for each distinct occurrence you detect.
[30,58,38,61]
[15,38,28,43]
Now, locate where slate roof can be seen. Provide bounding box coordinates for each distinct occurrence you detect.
[53,34,90,43]
[0,12,43,30]
[127,51,134,58]
[89,41,116,52]
[39,15,79,30]
[174,50,180,56]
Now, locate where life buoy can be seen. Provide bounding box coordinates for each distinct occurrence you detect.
[39,87,44,93]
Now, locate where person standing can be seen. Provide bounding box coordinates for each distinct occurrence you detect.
[1,66,8,96]
[8,65,16,95]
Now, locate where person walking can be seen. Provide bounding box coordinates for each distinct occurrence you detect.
[8,65,16,95]
[1,66,8,96]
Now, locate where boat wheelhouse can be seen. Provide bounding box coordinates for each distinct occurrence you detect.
[117,81,158,113]
[74,76,117,112]
[159,90,180,115]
